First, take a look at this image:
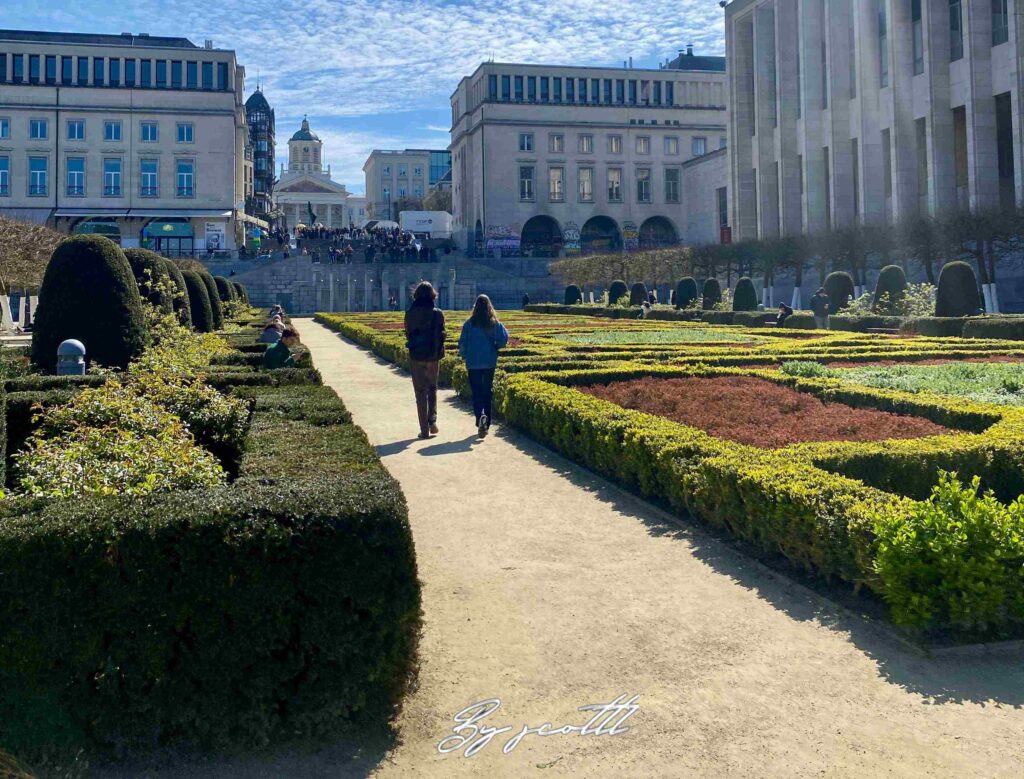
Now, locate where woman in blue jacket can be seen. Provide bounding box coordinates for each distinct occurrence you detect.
[458,295,509,437]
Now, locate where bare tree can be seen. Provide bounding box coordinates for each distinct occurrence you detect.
[0,217,65,296]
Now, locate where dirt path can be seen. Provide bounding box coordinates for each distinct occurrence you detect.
[301,321,1024,778]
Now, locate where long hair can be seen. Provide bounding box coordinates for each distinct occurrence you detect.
[470,294,498,330]
[413,281,437,304]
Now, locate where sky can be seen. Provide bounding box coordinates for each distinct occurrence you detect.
[11,0,726,194]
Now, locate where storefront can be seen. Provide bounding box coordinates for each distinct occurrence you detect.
[73,217,122,244]
[142,218,194,256]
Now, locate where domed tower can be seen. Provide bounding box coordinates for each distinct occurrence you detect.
[288,115,323,174]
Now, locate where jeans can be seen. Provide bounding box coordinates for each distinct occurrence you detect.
[468,368,495,426]
[409,360,439,435]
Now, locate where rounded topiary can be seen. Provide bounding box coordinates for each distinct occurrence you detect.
[824,271,856,313]
[674,277,698,309]
[564,284,583,305]
[608,280,628,306]
[31,235,148,371]
[702,278,722,310]
[733,277,759,311]
[214,275,237,303]
[199,271,224,330]
[161,258,192,327]
[935,261,982,317]
[181,270,215,333]
[629,282,649,307]
[872,265,908,315]
[123,248,174,315]
[232,281,249,305]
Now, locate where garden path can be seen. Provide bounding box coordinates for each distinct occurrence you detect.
[301,319,1024,778]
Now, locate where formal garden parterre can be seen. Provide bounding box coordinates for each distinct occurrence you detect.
[316,307,1024,642]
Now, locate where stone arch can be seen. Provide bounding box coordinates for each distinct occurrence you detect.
[520,215,563,257]
[580,215,622,254]
[639,216,678,249]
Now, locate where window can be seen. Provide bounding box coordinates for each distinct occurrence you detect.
[45,55,56,84]
[578,167,594,202]
[993,0,1010,45]
[125,59,136,86]
[579,134,593,153]
[616,79,625,103]
[878,0,889,87]
[567,78,575,102]
[414,165,423,177]
[519,133,534,152]
[176,123,194,143]
[717,186,729,227]
[141,121,159,142]
[948,0,964,61]
[488,74,498,100]
[67,119,85,140]
[398,164,407,177]
[501,74,510,100]
[629,80,637,104]
[171,60,182,88]
[61,55,72,84]
[77,56,89,85]
[953,107,968,200]
[66,157,85,196]
[540,76,549,101]
[109,58,120,86]
[398,185,406,198]
[413,184,423,198]
[882,128,893,199]
[604,79,612,103]
[156,60,167,88]
[665,168,680,203]
[103,158,122,196]
[666,81,674,106]
[187,61,197,89]
[94,57,105,86]
[527,76,536,101]
[0,118,8,139]
[549,166,564,201]
[590,79,599,102]
[514,75,523,101]
[691,136,707,157]
[104,121,122,141]
[0,54,6,83]
[217,62,228,90]
[0,156,7,196]
[554,77,562,102]
[607,168,622,202]
[12,54,23,84]
[549,134,564,153]
[720,136,728,150]
[636,136,650,155]
[28,157,47,196]
[519,165,535,200]
[382,165,390,176]
[851,139,860,217]
[636,168,651,203]
[140,158,158,196]
[28,54,39,84]
[141,59,152,87]
[608,135,622,154]
[201,61,213,89]
[29,118,47,140]
[579,78,587,102]
[653,81,662,105]
[176,159,195,197]
[665,136,679,155]
[912,0,924,75]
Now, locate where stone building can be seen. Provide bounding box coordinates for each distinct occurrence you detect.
[0,29,253,253]
[448,51,730,257]
[363,149,451,221]
[274,116,354,230]
[245,86,275,220]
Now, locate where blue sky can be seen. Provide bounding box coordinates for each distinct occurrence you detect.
[12,0,726,194]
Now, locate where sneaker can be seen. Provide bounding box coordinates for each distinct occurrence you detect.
[429,422,439,435]
[478,414,489,437]
[418,432,431,440]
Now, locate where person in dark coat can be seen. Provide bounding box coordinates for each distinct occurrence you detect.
[404,282,446,439]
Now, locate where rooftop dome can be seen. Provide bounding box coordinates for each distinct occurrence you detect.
[290,116,319,142]
[245,88,271,111]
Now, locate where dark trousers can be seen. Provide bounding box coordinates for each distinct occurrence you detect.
[468,369,495,425]
[409,360,439,435]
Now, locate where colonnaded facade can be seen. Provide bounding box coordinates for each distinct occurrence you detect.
[274,116,357,230]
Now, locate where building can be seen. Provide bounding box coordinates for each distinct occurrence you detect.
[0,29,255,254]
[725,0,1024,243]
[363,148,451,222]
[274,116,355,229]
[448,52,729,257]
[245,86,275,219]
[344,195,368,228]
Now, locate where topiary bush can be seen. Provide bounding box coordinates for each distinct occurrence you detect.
[607,280,628,306]
[214,275,237,303]
[629,282,649,306]
[935,260,982,317]
[200,272,225,330]
[824,271,856,314]
[733,277,759,311]
[702,278,722,310]
[564,284,583,305]
[124,248,175,315]
[31,235,148,372]
[182,270,215,333]
[675,277,698,309]
[872,265,908,315]
[232,282,249,305]
[161,258,192,327]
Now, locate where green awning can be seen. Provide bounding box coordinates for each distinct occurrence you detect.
[145,220,193,237]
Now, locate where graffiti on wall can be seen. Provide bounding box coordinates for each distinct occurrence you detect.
[622,221,640,252]
[562,221,581,255]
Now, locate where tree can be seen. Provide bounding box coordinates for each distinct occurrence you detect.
[899,215,942,284]
[422,188,452,213]
[0,217,64,296]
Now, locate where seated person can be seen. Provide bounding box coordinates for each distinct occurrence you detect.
[262,326,299,369]
[259,319,285,344]
[777,303,794,326]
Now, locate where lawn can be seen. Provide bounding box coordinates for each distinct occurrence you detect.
[551,326,765,345]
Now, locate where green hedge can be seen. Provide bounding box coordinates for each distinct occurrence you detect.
[200,272,225,330]
[700,311,735,326]
[900,317,967,338]
[0,384,5,487]
[962,316,1024,341]
[936,261,982,317]
[181,271,215,333]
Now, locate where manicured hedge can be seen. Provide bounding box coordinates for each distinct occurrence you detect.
[732,277,758,311]
[936,261,982,317]
[608,280,628,306]
[963,316,1024,341]
[182,271,215,333]
[825,271,855,313]
[702,278,722,310]
[564,285,583,305]
[200,272,225,330]
[214,275,236,303]
[873,265,908,314]
[629,282,648,306]
[124,248,175,314]
[675,277,698,310]
[162,258,193,327]
[900,317,967,338]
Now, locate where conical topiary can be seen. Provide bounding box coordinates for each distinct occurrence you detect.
[702,278,722,310]
[161,258,192,327]
[674,277,698,309]
[935,261,982,317]
[182,270,215,333]
[31,235,148,371]
[564,284,583,305]
[733,277,759,311]
[872,265,908,315]
[232,282,249,304]
[824,271,855,314]
[214,275,237,303]
[608,280,628,306]
[629,282,649,306]
[123,248,174,315]
[199,271,224,330]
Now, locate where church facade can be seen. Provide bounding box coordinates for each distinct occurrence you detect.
[274,117,358,229]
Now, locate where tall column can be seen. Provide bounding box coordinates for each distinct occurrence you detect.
[888,0,923,222]
[776,0,804,236]
[729,8,758,240]
[799,0,829,234]
[754,3,781,238]
[925,0,959,216]
[963,0,999,210]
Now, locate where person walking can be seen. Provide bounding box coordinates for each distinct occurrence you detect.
[404,282,446,439]
[810,287,831,330]
[458,294,509,438]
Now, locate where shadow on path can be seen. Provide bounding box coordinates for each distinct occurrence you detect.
[418,435,480,457]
